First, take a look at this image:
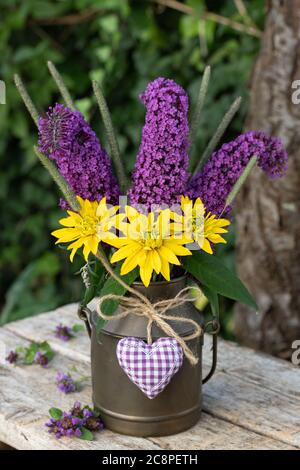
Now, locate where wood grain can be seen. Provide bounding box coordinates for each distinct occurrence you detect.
[1,304,300,450]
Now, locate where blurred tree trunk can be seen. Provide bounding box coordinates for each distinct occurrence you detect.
[234,0,300,359]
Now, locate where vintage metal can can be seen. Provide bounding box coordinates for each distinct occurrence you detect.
[81,275,218,437]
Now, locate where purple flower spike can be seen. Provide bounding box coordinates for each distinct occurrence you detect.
[187,131,288,216]
[38,103,120,207]
[128,77,190,210]
[56,371,77,394]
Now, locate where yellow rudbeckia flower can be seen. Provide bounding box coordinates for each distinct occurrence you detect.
[172,196,230,255]
[106,207,193,287]
[51,196,121,262]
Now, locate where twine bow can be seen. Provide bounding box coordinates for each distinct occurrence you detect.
[97,286,203,365]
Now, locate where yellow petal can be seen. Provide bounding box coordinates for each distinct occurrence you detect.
[66,211,82,223]
[215,218,230,227]
[120,253,139,276]
[107,213,126,231]
[207,234,227,244]
[170,222,185,232]
[59,217,76,227]
[104,236,130,249]
[96,197,108,217]
[164,241,192,257]
[136,249,147,267]
[209,227,228,234]
[76,196,85,208]
[125,205,140,222]
[67,238,84,262]
[160,257,170,281]
[170,212,183,224]
[194,197,204,207]
[83,244,90,261]
[67,238,84,250]
[51,228,81,243]
[170,234,193,244]
[202,238,213,254]
[151,250,162,274]
[111,242,141,263]
[86,235,99,255]
[159,245,180,265]
[139,253,153,287]
[181,195,191,210]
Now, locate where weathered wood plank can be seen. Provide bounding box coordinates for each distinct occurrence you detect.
[4,303,90,363]
[0,328,296,450]
[202,372,300,447]
[6,303,300,398]
[6,304,300,402]
[202,336,300,400]
[0,329,159,450]
[2,305,300,449]
[150,414,297,450]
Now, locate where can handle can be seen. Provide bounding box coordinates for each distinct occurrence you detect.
[77,304,92,339]
[202,319,220,384]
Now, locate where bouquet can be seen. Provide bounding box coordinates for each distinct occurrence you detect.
[15,63,288,348]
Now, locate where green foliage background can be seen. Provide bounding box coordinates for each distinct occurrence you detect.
[0,0,264,334]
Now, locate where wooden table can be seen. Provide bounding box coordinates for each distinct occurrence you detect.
[0,303,299,450]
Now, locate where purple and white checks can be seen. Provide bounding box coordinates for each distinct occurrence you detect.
[116,337,184,399]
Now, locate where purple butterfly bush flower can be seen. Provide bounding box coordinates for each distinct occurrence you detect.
[38,103,120,208]
[187,131,288,216]
[128,77,190,211]
[56,372,77,394]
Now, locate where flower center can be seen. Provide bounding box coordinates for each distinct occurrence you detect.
[143,238,162,250]
[141,230,162,250]
[79,216,98,236]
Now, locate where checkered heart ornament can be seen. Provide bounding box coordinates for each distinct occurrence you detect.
[97,283,203,399]
[117,337,184,399]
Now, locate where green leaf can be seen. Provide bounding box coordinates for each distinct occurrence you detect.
[184,251,257,310]
[39,341,55,361]
[29,341,39,351]
[40,341,54,353]
[23,349,36,364]
[23,341,40,364]
[82,285,97,306]
[79,426,94,441]
[96,266,139,333]
[49,408,63,420]
[99,266,139,315]
[72,323,85,333]
[201,284,219,318]
[39,340,50,351]
[45,349,55,361]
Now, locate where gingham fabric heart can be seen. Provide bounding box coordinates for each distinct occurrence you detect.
[116,337,184,399]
